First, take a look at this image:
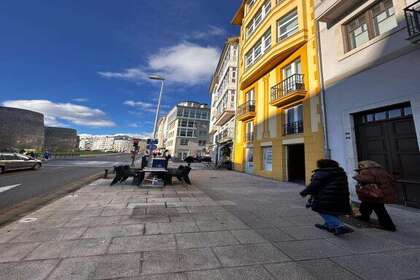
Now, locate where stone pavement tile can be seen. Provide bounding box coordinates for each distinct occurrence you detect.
[83,224,144,238]
[12,227,86,243]
[0,259,59,280]
[187,266,275,280]
[280,225,334,240]
[120,215,170,225]
[0,242,40,263]
[26,238,109,260]
[265,259,360,280]
[326,231,406,254]
[175,231,239,249]
[145,222,199,235]
[142,248,220,274]
[0,230,23,244]
[283,215,325,226]
[100,208,133,216]
[195,219,249,231]
[274,239,352,261]
[148,198,181,203]
[65,216,121,227]
[234,215,275,229]
[333,249,420,280]
[230,229,267,244]
[213,243,291,267]
[361,227,420,248]
[255,228,295,242]
[128,272,187,280]
[108,234,176,253]
[91,254,141,279]
[187,206,227,214]
[146,208,181,216]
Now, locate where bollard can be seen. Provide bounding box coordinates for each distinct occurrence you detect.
[104,169,109,179]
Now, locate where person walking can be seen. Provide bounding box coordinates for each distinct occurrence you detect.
[300,159,353,235]
[353,160,397,231]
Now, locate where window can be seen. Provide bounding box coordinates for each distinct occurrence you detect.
[246,0,272,37]
[345,0,397,51]
[286,104,304,124]
[278,9,299,41]
[246,121,254,141]
[282,58,302,93]
[245,28,271,67]
[262,147,273,171]
[199,140,206,146]
[180,139,189,146]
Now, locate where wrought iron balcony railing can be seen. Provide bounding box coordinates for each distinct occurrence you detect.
[405,0,420,42]
[283,121,304,136]
[271,74,305,102]
[237,100,256,117]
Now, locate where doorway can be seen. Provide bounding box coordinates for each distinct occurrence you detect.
[355,103,420,208]
[287,144,305,184]
[245,148,254,174]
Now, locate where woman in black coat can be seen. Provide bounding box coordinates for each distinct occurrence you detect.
[300,159,353,235]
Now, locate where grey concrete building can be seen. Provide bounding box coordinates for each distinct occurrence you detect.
[165,101,210,160]
[0,106,44,152]
[44,127,79,152]
[316,0,420,208]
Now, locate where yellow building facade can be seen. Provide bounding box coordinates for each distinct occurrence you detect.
[232,0,324,184]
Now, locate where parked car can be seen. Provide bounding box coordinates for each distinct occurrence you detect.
[0,153,42,174]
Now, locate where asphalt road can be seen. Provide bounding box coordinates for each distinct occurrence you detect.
[0,153,132,211]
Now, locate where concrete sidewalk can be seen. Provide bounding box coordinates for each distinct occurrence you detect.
[0,170,420,280]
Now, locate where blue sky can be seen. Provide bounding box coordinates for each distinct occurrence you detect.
[0,0,241,137]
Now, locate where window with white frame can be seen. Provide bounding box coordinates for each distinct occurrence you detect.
[285,104,303,125]
[278,9,299,41]
[246,121,254,141]
[245,28,271,68]
[180,139,189,146]
[262,146,273,171]
[246,0,272,37]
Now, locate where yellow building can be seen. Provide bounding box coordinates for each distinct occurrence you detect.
[232,0,324,184]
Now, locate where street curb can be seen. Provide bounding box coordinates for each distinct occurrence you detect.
[0,172,105,228]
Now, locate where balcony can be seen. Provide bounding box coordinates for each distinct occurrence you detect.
[283,121,304,136]
[237,100,256,121]
[214,109,235,127]
[405,0,420,43]
[271,74,306,108]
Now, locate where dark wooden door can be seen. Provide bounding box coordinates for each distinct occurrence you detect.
[355,104,420,208]
[288,144,305,184]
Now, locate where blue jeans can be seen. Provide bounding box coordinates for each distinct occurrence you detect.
[319,213,344,230]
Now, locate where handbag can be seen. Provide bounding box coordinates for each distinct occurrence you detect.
[356,183,385,201]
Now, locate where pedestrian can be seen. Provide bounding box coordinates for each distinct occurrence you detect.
[353,160,397,231]
[43,150,50,160]
[300,159,354,235]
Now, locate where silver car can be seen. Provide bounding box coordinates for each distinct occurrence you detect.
[0,153,42,174]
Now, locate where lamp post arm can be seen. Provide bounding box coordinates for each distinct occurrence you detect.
[152,80,165,138]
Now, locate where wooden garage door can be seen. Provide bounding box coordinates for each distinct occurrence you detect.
[355,103,420,208]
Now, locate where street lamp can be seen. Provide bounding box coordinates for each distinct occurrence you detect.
[149,75,165,139]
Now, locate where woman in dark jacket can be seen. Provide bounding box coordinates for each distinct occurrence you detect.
[354,160,397,231]
[300,159,353,235]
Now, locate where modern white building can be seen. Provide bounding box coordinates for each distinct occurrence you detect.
[209,37,239,166]
[155,116,167,151]
[79,135,138,153]
[316,0,420,208]
[164,101,210,160]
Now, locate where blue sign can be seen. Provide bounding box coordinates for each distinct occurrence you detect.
[147,144,157,150]
[147,139,159,145]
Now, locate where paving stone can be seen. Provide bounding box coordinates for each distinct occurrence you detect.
[175,231,239,249]
[187,266,275,280]
[0,230,23,243]
[274,239,352,261]
[108,234,176,253]
[213,243,290,266]
[145,222,199,235]
[333,249,420,280]
[46,257,98,280]
[195,219,249,231]
[92,254,141,279]
[120,215,170,224]
[12,227,86,243]
[0,243,40,263]
[142,248,220,274]
[280,225,333,240]
[230,229,267,244]
[255,228,295,242]
[65,216,121,227]
[128,273,187,280]
[0,259,59,280]
[100,208,133,216]
[265,259,360,280]
[83,224,144,238]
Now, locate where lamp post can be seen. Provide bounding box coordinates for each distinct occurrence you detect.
[149,75,165,139]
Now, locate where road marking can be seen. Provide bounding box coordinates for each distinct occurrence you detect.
[0,184,22,193]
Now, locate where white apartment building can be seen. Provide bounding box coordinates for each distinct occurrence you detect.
[165,101,210,160]
[155,117,167,150]
[316,0,420,208]
[79,135,137,153]
[209,37,239,165]
[113,136,133,153]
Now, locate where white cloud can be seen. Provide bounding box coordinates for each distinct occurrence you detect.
[191,25,227,39]
[2,100,115,128]
[124,100,156,112]
[98,42,221,86]
[73,98,88,102]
